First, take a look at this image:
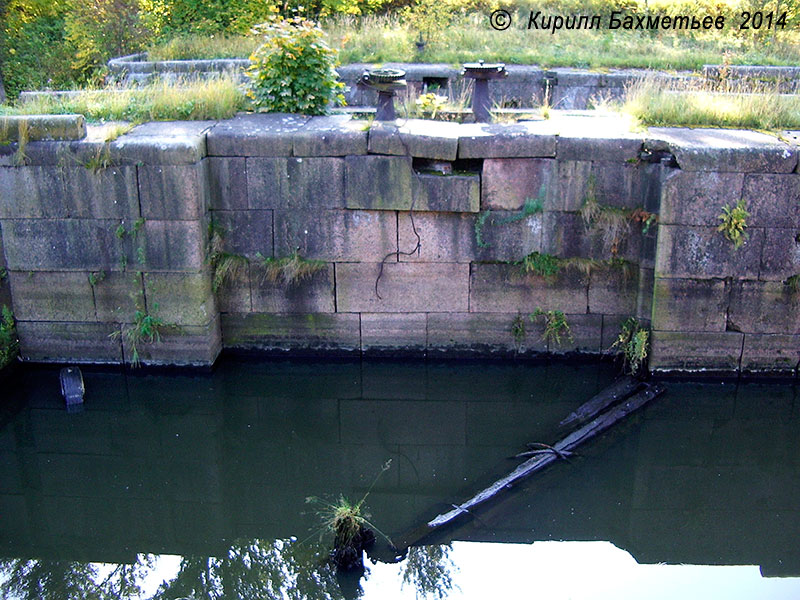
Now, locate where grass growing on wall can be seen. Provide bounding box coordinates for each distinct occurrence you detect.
[0,306,19,370]
[0,77,247,123]
[623,76,800,130]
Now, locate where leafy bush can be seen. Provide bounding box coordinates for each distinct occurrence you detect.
[246,15,344,115]
[140,0,279,38]
[64,0,152,80]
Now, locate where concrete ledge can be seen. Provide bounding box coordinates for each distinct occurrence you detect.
[113,121,212,165]
[0,115,86,142]
[120,315,221,366]
[368,120,460,161]
[16,320,123,363]
[207,113,309,156]
[293,115,368,156]
[647,128,797,173]
[458,121,557,159]
[728,280,800,334]
[361,312,426,356]
[740,333,800,373]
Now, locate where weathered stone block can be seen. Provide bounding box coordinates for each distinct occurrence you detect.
[760,228,800,281]
[246,157,285,209]
[344,155,413,210]
[588,266,639,315]
[63,167,140,219]
[361,313,426,356]
[8,271,95,321]
[206,113,309,157]
[0,166,65,218]
[655,224,763,279]
[1,219,126,271]
[728,280,800,334]
[636,266,654,322]
[250,263,334,313]
[293,115,368,157]
[740,334,800,373]
[216,262,251,313]
[221,312,360,354]
[481,158,556,211]
[398,211,542,263]
[138,163,209,220]
[590,161,643,209]
[16,320,122,363]
[413,173,479,213]
[742,173,800,228]
[142,220,206,272]
[286,157,345,209]
[557,133,643,162]
[649,330,744,372]
[648,127,798,173]
[113,121,212,165]
[651,277,728,332]
[545,312,603,354]
[555,160,592,211]
[92,271,143,323]
[660,170,745,226]
[122,315,221,367]
[469,263,588,313]
[368,120,460,161]
[427,312,547,357]
[458,121,558,159]
[208,157,247,210]
[274,209,395,261]
[336,262,469,313]
[144,271,216,326]
[0,114,86,142]
[212,210,273,259]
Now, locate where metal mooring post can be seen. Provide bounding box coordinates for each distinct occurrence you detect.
[462,60,508,123]
[360,68,407,121]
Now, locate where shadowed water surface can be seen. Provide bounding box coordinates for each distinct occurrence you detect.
[0,358,799,598]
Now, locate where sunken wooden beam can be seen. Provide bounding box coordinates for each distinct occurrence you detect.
[559,376,641,428]
[397,383,665,549]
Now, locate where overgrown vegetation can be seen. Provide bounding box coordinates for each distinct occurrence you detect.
[531,308,573,346]
[785,274,800,293]
[207,221,249,292]
[717,198,750,249]
[110,305,168,367]
[307,459,392,571]
[0,305,19,370]
[246,14,344,115]
[610,317,649,376]
[519,252,562,278]
[255,251,327,285]
[0,78,246,123]
[623,75,800,130]
[580,190,632,257]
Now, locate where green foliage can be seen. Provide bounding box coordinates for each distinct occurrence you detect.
[580,183,632,257]
[530,308,573,346]
[785,274,800,293]
[88,271,106,287]
[401,545,456,600]
[110,304,168,367]
[255,251,327,286]
[415,92,447,117]
[717,199,750,249]
[139,0,278,38]
[64,0,151,80]
[246,16,344,116]
[0,305,19,370]
[519,252,562,278]
[610,317,650,376]
[511,313,526,347]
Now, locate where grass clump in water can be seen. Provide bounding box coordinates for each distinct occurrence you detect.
[530,308,573,347]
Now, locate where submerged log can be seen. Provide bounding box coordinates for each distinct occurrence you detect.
[398,383,665,547]
[559,376,641,428]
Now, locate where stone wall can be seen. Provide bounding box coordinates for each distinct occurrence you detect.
[0,113,798,375]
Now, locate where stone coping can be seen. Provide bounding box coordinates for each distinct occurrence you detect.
[2,112,797,173]
[0,114,86,142]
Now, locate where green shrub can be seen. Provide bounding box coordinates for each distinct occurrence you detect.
[530,308,573,346]
[245,15,344,115]
[610,317,649,376]
[0,305,19,369]
[139,0,278,38]
[717,199,750,249]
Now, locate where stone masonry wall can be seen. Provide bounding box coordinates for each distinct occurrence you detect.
[0,114,798,375]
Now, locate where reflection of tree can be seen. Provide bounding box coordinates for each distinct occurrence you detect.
[0,554,152,600]
[151,539,347,600]
[400,545,457,600]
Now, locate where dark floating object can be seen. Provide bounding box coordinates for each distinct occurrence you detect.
[59,367,85,407]
[359,68,407,121]
[396,378,666,549]
[462,60,507,123]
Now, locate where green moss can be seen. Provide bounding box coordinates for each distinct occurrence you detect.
[519,252,562,278]
[0,306,20,370]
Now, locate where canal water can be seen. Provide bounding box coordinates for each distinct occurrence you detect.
[1,358,799,599]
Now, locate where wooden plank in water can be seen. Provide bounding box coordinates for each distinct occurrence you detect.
[559,375,641,428]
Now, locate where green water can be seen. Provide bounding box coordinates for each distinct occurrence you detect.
[0,358,799,599]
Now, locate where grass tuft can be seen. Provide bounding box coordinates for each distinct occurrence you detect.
[255,251,327,286]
